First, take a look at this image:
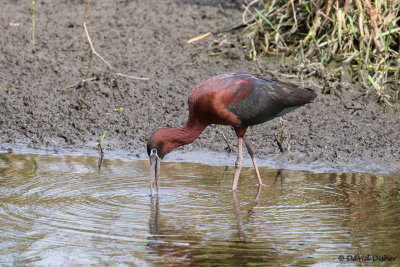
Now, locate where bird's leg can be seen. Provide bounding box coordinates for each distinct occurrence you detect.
[243,137,263,186]
[232,137,243,191]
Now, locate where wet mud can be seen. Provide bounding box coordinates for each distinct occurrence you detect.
[0,0,399,174]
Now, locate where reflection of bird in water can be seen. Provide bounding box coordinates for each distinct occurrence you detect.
[147,191,263,264]
[147,73,316,196]
[147,196,193,264]
[232,189,262,241]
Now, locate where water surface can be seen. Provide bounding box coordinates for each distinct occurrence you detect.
[0,153,399,266]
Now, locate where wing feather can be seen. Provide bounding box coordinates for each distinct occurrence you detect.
[226,74,316,126]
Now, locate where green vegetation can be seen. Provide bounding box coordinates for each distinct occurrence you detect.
[30,0,35,44]
[97,131,107,155]
[239,0,399,104]
[97,131,106,170]
[274,118,290,153]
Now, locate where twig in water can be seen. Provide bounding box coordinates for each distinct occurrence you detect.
[97,131,106,170]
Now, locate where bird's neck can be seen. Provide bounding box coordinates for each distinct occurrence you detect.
[161,121,207,152]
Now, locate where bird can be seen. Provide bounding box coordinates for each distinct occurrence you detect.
[147,72,316,196]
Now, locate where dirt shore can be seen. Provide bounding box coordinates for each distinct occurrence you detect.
[0,0,399,174]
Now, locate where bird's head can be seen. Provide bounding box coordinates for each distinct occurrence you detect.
[147,126,200,195]
[146,128,175,195]
[146,128,172,160]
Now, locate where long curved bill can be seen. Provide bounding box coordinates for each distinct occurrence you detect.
[149,148,160,197]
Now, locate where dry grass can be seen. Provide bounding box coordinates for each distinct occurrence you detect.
[239,0,400,104]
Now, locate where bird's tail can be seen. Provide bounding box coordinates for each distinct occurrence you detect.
[303,87,317,103]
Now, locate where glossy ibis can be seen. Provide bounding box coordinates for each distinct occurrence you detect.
[147,73,316,196]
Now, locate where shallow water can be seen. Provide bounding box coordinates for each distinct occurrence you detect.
[0,153,399,266]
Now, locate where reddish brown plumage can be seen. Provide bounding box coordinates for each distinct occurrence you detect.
[147,123,206,159]
[147,73,316,158]
[147,73,316,196]
[186,74,252,127]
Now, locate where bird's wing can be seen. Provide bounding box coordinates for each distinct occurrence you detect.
[225,75,315,126]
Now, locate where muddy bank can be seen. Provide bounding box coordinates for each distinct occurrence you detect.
[0,0,399,174]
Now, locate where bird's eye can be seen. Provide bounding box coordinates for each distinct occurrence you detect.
[150,148,159,158]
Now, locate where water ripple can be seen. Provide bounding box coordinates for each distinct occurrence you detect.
[0,153,399,266]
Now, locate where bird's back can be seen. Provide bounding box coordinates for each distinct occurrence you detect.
[188,73,316,127]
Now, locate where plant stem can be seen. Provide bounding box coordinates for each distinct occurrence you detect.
[31,0,35,44]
